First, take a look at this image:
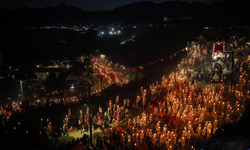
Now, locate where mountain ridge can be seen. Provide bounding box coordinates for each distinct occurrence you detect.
[1,0,248,28]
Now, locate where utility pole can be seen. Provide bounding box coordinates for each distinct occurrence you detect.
[87,70,93,147]
[100,75,103,90]
[223,49,234,90]
[20,80,24,101]
[85,56,94,147]
[231,50,234,90]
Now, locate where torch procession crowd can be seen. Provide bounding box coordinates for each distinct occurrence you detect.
[76,42,250,150]
[92,56,130,88]
[0,39,250,150]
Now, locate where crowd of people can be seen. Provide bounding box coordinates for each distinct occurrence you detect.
[0,55,131,137]
[91,56,130,89]
[183,39,249,85]
[0,95,83,130]
[1,39,250,150]
[76,42,250,150]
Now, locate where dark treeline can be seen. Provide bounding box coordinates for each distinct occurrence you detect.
[0,0,250,28]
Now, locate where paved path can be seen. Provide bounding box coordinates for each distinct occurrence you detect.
[69,127,101,138]
[68,113,139,140]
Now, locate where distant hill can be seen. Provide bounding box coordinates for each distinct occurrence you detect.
[0,1,211,27]
[0,0,250,28]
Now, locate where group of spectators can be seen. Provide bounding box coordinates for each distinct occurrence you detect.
[1,38,250,150]
[75,42,250,150]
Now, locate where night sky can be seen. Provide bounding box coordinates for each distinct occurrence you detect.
[0,0,214,12]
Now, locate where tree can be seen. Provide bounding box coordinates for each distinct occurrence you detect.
[45,69,58,92]
[46,69,57,83]
[0,51,3,67]
[63,89,70,97]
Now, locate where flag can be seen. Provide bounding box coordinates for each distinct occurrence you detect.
[49,129,53,134]
[132,68,137,72]
[173,120,178,125]
[64,86,70,91]
[22,100,30,108]
[84,77,92,85]
[110,73,114,78]
[7,97,11,100]
[158,112,163,117]
[170,115,173,121]
[127,124,132,129]
[105,132,109,137]
[139,66,144,69]
[160,59,164,61]
[70,126,73,131]
[55,90,59,95]
[96,75,100,80]
[170,55,173,59]
[116,126,122,131]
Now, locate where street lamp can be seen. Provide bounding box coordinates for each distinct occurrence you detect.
[41,119,43,129]
[20,80,24,101]
[100,54,106,59]
[87,69,94,146]
[18,122,21,132]
[222,51,234,90]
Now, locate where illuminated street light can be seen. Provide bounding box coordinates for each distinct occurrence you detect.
[100,54,106,58]
[70,84,74,89]
[20,80,23,101]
